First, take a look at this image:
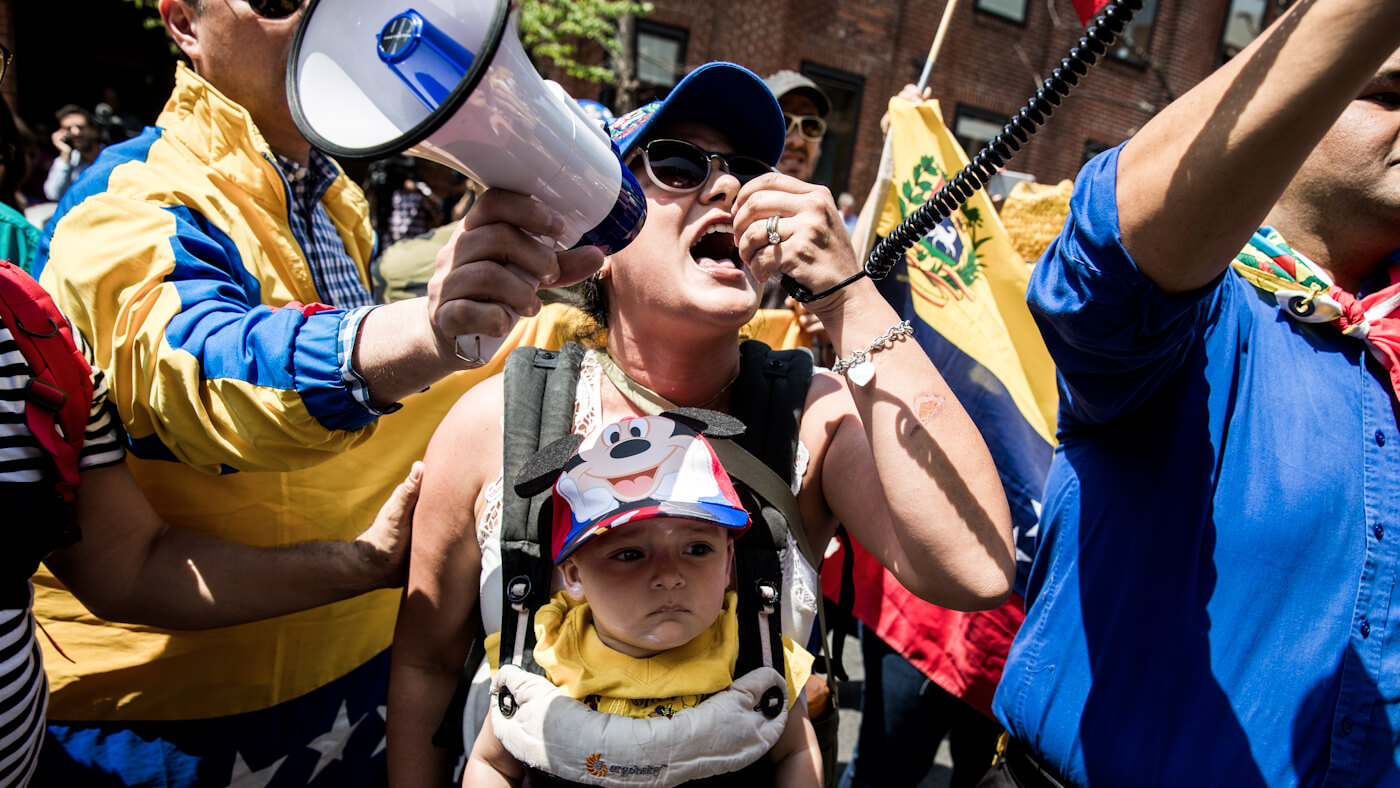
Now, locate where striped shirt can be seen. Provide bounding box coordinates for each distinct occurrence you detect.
[0,322,123,787]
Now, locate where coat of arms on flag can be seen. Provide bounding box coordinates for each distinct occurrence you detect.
[893,154,989,303]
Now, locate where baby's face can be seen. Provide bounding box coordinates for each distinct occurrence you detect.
[561,518,734,658]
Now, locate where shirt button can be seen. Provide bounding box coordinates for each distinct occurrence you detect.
[1342,718,1354,735]
[1361,621,1371,638]
[1376,525,1386,541]
[1377,430,1387,447]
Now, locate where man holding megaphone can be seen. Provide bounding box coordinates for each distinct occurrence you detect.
[31,0,602,785]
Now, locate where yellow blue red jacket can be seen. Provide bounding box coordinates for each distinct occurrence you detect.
[37,63,380,474]
[27,64,577,722]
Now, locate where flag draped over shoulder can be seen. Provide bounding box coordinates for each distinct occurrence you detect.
[1074,0,1111,25]
[822,98,1058,717]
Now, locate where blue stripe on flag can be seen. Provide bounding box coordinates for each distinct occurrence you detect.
[41,649,392,787]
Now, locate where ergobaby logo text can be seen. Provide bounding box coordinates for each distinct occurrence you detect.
[582,753,664,778]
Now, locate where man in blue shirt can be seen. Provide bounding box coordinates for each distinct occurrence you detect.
[994,1,1400,786]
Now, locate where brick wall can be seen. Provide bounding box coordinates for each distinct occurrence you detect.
[0,1,1258,215]
[561,0,1240,204]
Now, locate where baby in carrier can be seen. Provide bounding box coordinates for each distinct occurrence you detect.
[465,414,822,787]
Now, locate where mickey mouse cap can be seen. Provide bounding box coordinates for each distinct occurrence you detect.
[551,415,750,563]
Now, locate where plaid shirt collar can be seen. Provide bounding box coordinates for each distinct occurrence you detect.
[274,150,339,212]
[271,149,374,310]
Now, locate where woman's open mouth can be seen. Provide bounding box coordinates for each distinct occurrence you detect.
[690,222,742,273]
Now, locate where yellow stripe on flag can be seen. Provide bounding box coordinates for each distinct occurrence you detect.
[876,98,1058,442]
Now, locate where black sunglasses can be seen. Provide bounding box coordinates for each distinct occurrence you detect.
[248,0,304,19]
[783,112,827,141]
[634,138,773,194]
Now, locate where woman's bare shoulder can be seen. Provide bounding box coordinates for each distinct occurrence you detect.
[423,373,507,491]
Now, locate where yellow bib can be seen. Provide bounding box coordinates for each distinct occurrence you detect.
[487,591,812,720]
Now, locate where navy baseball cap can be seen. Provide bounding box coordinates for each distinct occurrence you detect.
[607,62,786,168]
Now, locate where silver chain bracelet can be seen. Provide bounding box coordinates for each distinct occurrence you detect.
[832,320,913,385]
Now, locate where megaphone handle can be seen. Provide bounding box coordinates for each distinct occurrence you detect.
[452,263,541,367]
[454,327,513,368]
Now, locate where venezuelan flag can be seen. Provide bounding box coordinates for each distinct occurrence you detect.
[823,98,1058,716]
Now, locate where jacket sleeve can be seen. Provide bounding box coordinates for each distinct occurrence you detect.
[41,192,382,474]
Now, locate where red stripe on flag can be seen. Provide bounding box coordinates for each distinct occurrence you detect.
[1073,0,1110,25]
[821,535,1025,719]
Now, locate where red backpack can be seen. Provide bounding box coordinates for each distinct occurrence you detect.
[0,259,92,505]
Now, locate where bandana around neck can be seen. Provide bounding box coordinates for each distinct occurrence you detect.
[1231,227,1400,397]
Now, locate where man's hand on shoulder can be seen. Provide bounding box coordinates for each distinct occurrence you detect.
[353,461,424,588]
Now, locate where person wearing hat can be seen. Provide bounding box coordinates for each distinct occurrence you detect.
[387,60,1013,788]
[462,414,821,786]
[758,71,834,311]
[763,70,832,183]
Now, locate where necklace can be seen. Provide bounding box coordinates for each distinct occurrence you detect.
[594,349,739,415]
[696,374,739,409]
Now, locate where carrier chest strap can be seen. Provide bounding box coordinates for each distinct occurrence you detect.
[499,343,585,674]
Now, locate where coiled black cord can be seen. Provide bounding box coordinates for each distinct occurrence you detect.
[784,0,1144,302]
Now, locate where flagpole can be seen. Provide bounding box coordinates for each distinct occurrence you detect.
[853,0,963,261]
[917,0,961,90]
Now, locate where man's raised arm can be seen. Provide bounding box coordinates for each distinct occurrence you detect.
[1116,0,1400,294]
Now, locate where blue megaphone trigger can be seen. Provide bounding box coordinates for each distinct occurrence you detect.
[374,9,643,258]
[575,140,646,256]
[378,10,476,111]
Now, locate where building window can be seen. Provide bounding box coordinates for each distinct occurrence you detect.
[636,21,687,101]
[975,0,1028,24]
[952,105,1005,160]
[1109,0,1158,66]
[1220,0,1268,61]
[802,64,864,196]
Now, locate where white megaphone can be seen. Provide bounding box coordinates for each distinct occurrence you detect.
[287,0,646,365]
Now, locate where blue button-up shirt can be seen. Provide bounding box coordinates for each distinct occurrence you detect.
[995,146,1400,787]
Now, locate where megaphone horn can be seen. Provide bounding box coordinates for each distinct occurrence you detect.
[288,0,645,364]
